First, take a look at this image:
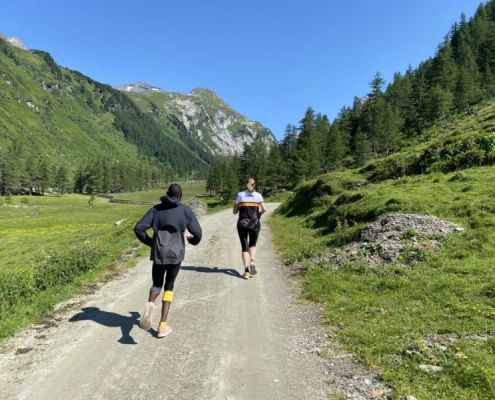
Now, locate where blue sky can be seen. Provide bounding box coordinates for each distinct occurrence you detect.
[0,0,484,139]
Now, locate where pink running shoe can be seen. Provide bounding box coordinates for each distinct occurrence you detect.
[157,325,172,338]
[139,302,154,331]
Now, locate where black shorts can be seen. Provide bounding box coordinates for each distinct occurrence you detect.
[237,226,260,252]
[152,263,181,291]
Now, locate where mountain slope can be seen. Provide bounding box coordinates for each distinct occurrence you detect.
[0,37,211,182]
[120,83,276,156]
[271,100,495,399]
[0,33,276,194]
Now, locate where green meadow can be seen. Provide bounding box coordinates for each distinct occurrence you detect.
[0,195,145,269]
[0,181,214,338]
[110,180,207,203]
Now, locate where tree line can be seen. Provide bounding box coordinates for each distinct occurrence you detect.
[0,149,171,196]
[207,1,495,196]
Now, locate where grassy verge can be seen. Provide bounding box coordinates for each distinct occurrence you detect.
[270,166,495,399]
[265,190,294,204]
[0,194,148,338]
[0,228,142,338]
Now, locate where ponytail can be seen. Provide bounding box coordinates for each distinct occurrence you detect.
[245,178,255,193]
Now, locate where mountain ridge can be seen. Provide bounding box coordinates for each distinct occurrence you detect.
[0,36,275,194]
[116,81,276,155]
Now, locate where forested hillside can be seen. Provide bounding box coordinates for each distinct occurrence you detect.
[207,1,495,195]
[0,36,277,195]
[0,37,212,195]
[262,2,495,398]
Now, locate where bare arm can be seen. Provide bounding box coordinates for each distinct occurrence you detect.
[259,202,267,217]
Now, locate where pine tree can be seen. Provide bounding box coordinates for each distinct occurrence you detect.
[297,107,321,178]
[479,29,495,98]
[361,75,402,155]
[336,99,362,153]
[354,130,372,165]
[452,18,481,113]
[430,39,457,93]
[324,124,347,169]
[265,143,286,190]
[425,85,454,126]
[222,164,239,203]
[206,159,224,195]
[386,69,418,136]
[279,125,299,187]
[24,157,38,195]
[0,151,18,195]
[73,167,86,193]
[369,72,385,100]
[240,133,269,192]
[54,165,70,194]
[37,158,52,195]
[280,125,298,166]
[101,160,111,193]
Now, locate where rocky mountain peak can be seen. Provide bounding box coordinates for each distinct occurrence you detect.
[123,84,276,156]
[114,81,163,93]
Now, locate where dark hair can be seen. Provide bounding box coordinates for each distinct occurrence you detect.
[167,183,182,198]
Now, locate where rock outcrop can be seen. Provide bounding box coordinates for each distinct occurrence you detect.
[187,199,208,216]
[115,83,276,156]
[315,213,464,269]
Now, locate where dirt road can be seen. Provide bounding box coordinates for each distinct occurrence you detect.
[0,204,332,400]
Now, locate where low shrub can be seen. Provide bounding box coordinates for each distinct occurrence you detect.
[367,154,413,181]
[0,269,35,312]
[33,242,101,290]
[0,242,103,312]
[365,133,495,182]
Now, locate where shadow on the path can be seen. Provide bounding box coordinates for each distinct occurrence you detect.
[69,307,142,345]
[181,265,243,279]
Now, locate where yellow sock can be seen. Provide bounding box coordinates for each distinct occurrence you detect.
[159,321,167,329]
[163,290,173,302]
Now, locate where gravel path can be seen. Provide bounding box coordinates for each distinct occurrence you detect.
[0,204,389,400]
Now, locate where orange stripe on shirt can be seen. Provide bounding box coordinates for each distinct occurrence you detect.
[237,202,260,207]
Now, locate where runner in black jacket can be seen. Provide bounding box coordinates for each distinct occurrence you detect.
[134,183,202,338]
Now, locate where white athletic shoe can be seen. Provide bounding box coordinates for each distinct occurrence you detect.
[250,261,257,276]
[140,302,154,331]
[157,325,172,338]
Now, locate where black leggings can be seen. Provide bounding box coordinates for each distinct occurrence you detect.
[152,263,181,291]
[237,226,260,252]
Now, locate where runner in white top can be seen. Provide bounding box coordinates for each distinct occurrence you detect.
[233,177,268,279]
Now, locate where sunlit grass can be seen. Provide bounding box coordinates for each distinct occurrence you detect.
[0,194,146,269]
[271,165,495,399]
